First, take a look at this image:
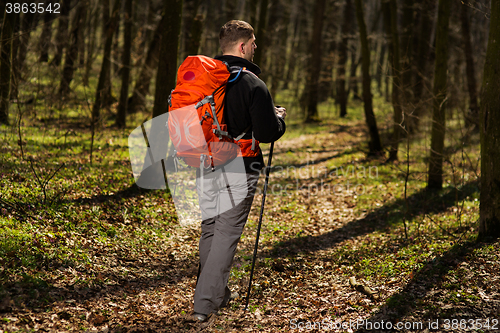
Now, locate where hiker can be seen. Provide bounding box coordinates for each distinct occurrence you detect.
[192,20,287,322]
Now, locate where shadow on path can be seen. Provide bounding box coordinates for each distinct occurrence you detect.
[265,180,479,258]
[355,239,498,332]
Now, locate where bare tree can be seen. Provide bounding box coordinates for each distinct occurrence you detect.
[478,0,500,240]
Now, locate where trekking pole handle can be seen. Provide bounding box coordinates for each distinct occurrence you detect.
[244,141,274,311]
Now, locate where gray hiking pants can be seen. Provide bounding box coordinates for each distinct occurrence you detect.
[194,170,259,315]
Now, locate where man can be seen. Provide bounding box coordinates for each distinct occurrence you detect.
[193,20,286,322]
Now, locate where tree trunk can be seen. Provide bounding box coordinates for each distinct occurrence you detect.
[78,0,89,66]
[10,13,21,103]
[112,9,121,76]
[116,0,133,128]
[375,42,386,95]
[17,10,37,73]
[479,0,500,240]
[152,0,182,118]
[128,13,164,113]
[38,10,53,63]
[283,0,301,90]
[135,0,153,63]
[304,0,326,123]
[260,0,281,84]
[460,3,479,130]
[101,0,115,107]
[91,0,121,126]
[427,0,451,190]
[59,3,85,98]
[181,0,203,59]
[400,1,414,106]
[0,11,18,124]
[51,0,70,67]
[348,43,361,100]
[411,0,436,133]
[336,0,353,118]
[245,0,258,25]
[385,0,403,162]
[355,0,382,155]
[253,0,268,68]
[84,1,100,86]
[317,3,337,104]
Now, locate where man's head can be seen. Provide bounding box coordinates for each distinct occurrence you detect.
[219,20,257,62]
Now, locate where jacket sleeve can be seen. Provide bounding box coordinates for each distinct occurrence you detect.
[249,79,286,143]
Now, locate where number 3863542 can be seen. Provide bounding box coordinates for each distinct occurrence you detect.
[5,3,61,14]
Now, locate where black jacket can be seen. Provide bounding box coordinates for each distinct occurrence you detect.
[215,55,286,172]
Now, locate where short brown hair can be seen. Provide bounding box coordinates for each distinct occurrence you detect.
[219,20,254,54]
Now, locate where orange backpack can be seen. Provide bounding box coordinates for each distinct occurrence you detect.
[168,56,260,170]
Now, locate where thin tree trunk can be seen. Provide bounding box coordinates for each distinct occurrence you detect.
[400,1,414,106]
[411,0,436,133]
[181,0,203,59]
[38,11,53,63]
[51,0,70,67]
[460,3,479,130]
[101,0,115,107]
[375,42,386,95]
[152,0,182,118]
[78,0,89,66]
[84,1,99,86]
[427,0,451,190]
[0,11,18,124]
[385,0,403,162]
[304,0,327,123]
[337,0,353,118]
[478,0,500,240]
[261,0,280,84]
[91,0,121,126]
[355,0,382,155]
[140,0,183,180]
[128,13,164,113]
[245,0,258,25]
[135,0,153,62]
[17,10,37,73]
[116,0,133,128]
[348,42,361,100]
[318,3,337,103]
[253,0,268,68]
[59,3,85,98]
[283,0,301,90]
[10,14,21,103]
[112,9,121,76]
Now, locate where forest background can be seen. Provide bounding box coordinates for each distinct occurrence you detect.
[1,0,500,331]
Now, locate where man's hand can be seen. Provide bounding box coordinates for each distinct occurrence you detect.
[275,105,287,120]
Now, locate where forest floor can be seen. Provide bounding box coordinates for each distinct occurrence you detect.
[1,101,499,332]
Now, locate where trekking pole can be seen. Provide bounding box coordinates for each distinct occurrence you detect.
[244,141,274,311]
